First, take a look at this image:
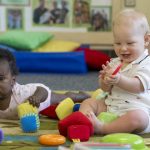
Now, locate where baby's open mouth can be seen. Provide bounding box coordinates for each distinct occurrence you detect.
[121,54,130,58]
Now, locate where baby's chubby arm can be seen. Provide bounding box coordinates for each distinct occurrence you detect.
[28,86,48,107]
[115,74,144,93]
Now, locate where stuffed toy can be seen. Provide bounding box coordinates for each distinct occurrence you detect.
[58,111,94,141]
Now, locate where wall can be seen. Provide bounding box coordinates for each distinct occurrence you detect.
[53,0,150,49]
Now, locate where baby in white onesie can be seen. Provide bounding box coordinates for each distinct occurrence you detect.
[0,48,90,119]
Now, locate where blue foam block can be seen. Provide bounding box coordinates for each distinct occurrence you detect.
[13,51,87,73]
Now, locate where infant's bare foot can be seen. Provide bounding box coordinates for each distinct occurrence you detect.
[86,111,103,134]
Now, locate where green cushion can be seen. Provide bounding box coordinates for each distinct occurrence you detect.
[0,31,53,50]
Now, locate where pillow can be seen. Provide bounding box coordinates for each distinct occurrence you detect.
[35,40,81,52]
[0,31,53,50]
[75,48,111,70]
[0,44,16,52]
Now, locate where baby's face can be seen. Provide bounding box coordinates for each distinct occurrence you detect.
[0,60,15,101]
[113,23,146,64]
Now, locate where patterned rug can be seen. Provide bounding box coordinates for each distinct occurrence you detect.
[1,115,150,149]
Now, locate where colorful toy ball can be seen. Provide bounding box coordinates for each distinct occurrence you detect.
[18,102,40,133]
[0,128,4,144]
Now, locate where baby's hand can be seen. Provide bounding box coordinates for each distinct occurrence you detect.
[104,73,121,85]
[28,95,41,108]
[102,61,115,76]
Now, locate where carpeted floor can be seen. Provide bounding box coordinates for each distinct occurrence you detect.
[16,71,99,91]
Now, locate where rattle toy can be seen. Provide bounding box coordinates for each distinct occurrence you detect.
[101,133,149,150]
[0,128,4,144]
[112,63,122,75]
[39,134,66,146]
[17,102,40,133]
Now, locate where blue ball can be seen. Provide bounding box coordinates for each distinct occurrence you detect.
[73,103,81,112]
[0,128,4,144]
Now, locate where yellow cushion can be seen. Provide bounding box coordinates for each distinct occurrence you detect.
[35,40,81,52]
[55,98,74,120]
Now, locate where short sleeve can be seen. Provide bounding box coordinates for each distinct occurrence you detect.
[13,83,51,111]
[135,64,150,90]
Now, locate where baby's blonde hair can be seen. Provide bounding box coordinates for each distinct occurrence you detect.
[113,9,150,35]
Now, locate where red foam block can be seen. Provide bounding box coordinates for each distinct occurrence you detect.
[58,111,94,137]
[68,125,90,141]
[40,104,58,119]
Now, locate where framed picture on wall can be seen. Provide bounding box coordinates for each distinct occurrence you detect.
[72,0,91,27]
[0,0,30,6]
[32,0,70,27]
[6,8,24,30]
[89,0,112,32]
[89,6,112,31]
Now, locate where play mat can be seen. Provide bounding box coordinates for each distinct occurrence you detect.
[0,116,150,150]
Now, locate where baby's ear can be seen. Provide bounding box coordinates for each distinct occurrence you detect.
[144,34,150,47]
[11,76,16,87]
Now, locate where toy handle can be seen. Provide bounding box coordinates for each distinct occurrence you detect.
[112,64,122,75]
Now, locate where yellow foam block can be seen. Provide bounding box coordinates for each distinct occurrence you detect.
[55,98,74,120]
[18,101,38,118]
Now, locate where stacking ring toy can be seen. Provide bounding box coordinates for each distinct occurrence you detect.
[39,134,66,146]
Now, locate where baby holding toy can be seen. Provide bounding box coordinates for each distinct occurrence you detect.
[79,9,150,134]
[0,48,90,119]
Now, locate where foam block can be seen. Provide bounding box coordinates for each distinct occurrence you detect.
[55,98,74,120]
[58,111,94,137]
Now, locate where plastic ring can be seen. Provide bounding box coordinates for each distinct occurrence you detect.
[39,134,66,146]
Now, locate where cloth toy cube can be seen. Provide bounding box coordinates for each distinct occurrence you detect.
[68,125,90,141]
[18,102,40,132]
[55,98,74,120]
[40,104,58,119]
[58,111,94,137]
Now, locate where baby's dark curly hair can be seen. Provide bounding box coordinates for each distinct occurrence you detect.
[0,48,19,76]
